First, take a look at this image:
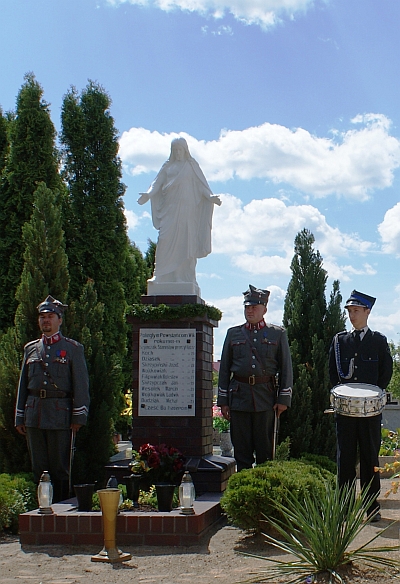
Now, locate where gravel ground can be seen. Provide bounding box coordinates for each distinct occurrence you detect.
[1,479,400,584]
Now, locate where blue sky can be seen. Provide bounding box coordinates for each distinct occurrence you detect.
[2,0,400,358]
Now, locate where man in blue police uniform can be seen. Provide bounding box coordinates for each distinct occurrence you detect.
[217,285,293,471]
[329,290,393,521]
[15,296,90,503]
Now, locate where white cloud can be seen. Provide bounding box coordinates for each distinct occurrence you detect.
[197,272,223,279]
[323,261,377,282]
[106,0,316,29]
[209,193,381,283]
[119,116,400,200]
[124,208,140,231]
[201,24,233,35]
[370,309,400,344]
[212,194,374,271]
[378,202,400,256]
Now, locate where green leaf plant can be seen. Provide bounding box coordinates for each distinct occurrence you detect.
[239,480,400,584]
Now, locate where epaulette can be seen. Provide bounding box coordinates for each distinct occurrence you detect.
[65,337,80,347]
[266,323,285,332]
[371,330,387,340]
[336,330,347,336]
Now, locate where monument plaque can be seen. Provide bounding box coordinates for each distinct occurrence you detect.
[138,328,196,416]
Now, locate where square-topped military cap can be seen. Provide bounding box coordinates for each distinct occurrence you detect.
[243,284,270,306]
[37,295,68,317]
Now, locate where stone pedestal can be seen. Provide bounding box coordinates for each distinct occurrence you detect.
[146,281,201,297]
[126,294,236,492]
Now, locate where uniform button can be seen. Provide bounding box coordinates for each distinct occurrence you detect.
[252,355,256,359]
[253,338,257,342]
[354,377,358,380]
[252,364,256,369]
[43,381,48,385]
[45,363,49,367]
[46,354,50,358]
[355,352,358,357]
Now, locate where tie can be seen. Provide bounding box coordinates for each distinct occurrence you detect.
[354,329,362,344]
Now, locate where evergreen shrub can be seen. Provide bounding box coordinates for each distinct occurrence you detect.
[0,473,36,533]
[299,452,337,475]
[220,460,335,532]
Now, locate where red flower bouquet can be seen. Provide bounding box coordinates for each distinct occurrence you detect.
[138,443,185,485]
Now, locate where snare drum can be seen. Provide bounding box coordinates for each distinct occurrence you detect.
[330,383,386,417]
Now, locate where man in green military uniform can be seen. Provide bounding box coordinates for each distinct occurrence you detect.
[15,296,90,503]
[217,285,293,471]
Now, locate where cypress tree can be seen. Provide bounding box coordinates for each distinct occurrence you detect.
[280,229,346,459]
[0,183,69,473]
[387,342,400,399]
[60,81,138,471]
[0,107,8,174]
[145,239,156,278]
[60,81,129,355]
[122,241,150,306]
[0,74,62,331]
[15,182,69,343]
[65,280,116,484]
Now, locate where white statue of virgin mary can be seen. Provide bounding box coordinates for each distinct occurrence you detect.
[138,137,221,296]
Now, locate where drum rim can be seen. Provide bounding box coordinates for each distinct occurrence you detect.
[332,382,383,393]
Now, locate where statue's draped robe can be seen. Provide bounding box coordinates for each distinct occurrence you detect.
[147,159,215,282]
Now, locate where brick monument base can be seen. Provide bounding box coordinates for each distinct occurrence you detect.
[126,294,236,493]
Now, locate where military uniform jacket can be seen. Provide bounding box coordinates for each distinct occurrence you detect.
[217,323,293,412]
[15,332,90,430]
[328,328,393,389]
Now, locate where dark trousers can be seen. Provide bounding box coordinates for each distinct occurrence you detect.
[336,413,381,515]
[26,427,71,484]
[230,409,275,471]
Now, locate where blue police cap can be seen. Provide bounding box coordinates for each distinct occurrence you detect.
[345,290,376,310]
[243,285,270,306]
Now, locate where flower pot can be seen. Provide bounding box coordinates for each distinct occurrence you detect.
[213,428,221,446]
[155,483,176,512]
[74,483,95,511]
[220,431,233,457]
[123,474,142,504]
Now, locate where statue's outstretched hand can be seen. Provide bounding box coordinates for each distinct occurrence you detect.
[138,193,150,205]
[211,196,222,206]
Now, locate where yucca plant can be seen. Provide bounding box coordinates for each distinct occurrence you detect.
[240,480,400,583]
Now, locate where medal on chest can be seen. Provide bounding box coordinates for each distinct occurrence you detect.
[55,349,68,363]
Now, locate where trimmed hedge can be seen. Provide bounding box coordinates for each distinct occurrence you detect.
[127,302,222,322]
[220,460,335,532]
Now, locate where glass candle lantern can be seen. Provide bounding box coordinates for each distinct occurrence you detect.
[37,471,53,514]
[179,471,195,515]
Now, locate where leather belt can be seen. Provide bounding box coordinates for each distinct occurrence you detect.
[233,374,274,386]
[29,389,69,398]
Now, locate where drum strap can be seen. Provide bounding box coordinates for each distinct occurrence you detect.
[333,333,354,380]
